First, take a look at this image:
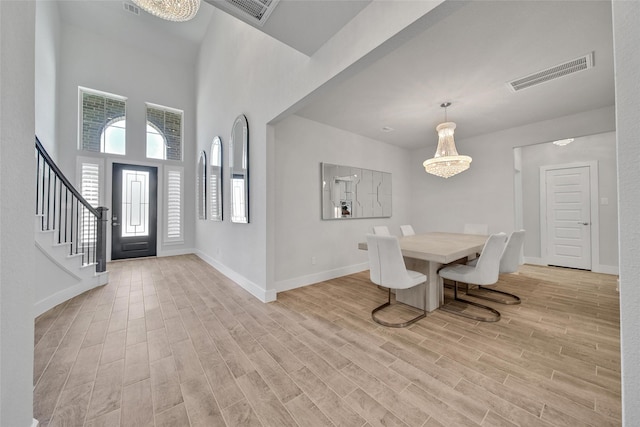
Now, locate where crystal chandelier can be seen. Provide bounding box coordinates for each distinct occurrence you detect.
[133,0,200,22]
[423,102,472,178]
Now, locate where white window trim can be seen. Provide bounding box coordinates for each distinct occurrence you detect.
[145,102,184,162]
[78,86,127,153]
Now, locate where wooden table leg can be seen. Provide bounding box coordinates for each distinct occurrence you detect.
[396,258,442,312]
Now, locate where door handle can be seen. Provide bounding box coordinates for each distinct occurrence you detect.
[112,222,120,227]
[578,222,590,225]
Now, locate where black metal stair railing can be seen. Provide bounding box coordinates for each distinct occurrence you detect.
[35,137,108,273]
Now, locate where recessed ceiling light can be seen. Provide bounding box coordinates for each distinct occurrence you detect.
[381,126,394,132]
[553,138,574,146]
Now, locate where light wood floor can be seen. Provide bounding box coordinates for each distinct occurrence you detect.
[34,254,621,426]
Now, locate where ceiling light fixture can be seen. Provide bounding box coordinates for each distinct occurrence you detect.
[133,0,200,22]
[423,102,472,178]
[552,138,574,146]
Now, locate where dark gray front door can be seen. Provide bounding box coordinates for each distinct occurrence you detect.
[111,163,157,260]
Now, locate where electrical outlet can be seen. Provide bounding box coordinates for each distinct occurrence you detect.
[311,257,317,265]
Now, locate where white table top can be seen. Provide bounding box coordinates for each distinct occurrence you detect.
[359,231,487,264]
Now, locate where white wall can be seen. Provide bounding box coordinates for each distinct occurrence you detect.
[408,106,616,236]
[56,22,197,256]
[612,1,640,425]
[518,131,618,271]
[0,2,36,426]
[196,1,446,301]
[35,0,61,158]
[273,115,412,292]
[195,9,308,302]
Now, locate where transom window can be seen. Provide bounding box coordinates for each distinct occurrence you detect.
[146,104,183,161]
[79,88,127,155]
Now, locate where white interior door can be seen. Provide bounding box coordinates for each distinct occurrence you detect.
[545,166,591,270]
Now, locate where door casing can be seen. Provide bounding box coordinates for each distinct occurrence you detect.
[540,161,600,270]
[111,162,158,260]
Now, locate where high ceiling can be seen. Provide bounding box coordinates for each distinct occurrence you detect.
[58,1,615,150]
[56,0,370,60]
[57,0,214,63]
[203,0,371,55]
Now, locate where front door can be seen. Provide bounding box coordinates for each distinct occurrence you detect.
[544,165,591,270]
[111,163,157,260]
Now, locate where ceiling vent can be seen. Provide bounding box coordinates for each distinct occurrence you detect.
[508,52,595,92]
[211,0,280,27]
[123,2,140,15]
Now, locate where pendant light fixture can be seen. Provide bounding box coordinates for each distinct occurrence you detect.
[133,0,200,22]
[423,102,472,178]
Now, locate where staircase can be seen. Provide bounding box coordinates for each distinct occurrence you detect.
[34,137,109,316]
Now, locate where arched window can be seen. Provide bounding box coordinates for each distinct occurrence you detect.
[146,122,167,160]
[100,117,126,155]
[80,88,126,154]
[146,104,182,161]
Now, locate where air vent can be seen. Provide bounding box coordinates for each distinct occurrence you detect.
[214,0,280,26]
[508,52,594,92]
[123,2,140,15]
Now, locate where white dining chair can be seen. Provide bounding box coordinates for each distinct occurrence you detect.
[438,233,507,322]
[463,223,489,260]
[499,230,526,274]
[466,230,525,304]
[400,225,415,236]
[372,226,390,235]
[366,234,427,327]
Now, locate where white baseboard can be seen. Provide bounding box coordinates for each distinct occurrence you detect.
[34,273,107,317]
[593,264,619,275]
[524,257,618,275]
[157,247,195,258]
[523,257,545,266]
[194,250,276,303]
[275,262,370,294]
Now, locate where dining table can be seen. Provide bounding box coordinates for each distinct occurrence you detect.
[358,232,488,312]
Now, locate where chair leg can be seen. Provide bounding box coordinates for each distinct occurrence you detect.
[440,281,501,322]
[465,286,521,305]
[372,288,427,328]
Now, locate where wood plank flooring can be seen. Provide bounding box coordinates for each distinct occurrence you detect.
[34,255,621,426]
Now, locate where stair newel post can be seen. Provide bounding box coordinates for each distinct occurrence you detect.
[96,206,109,273]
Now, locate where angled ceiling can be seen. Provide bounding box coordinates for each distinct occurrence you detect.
[57,1,615,151]
[203,0,371,56]
[295,0,615,149]
[56,0,370,59]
